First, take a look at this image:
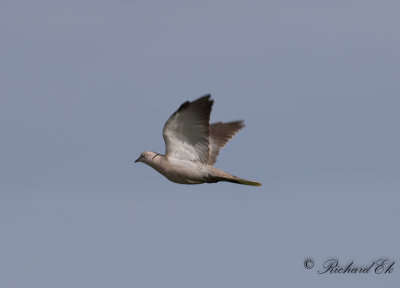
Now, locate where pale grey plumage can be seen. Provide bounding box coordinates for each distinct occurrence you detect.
[162,95,212,163]
[208,120,245,165]
[135,94,261,186]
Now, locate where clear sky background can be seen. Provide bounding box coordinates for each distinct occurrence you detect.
[1,1,399,287]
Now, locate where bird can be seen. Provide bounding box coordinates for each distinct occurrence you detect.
[134,94,262,186]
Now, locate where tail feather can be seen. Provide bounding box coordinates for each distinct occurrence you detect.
[232,178,262,186]
[215,175,262,186]
[209,167,262,186]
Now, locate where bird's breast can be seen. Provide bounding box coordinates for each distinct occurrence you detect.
[158,158,209,184]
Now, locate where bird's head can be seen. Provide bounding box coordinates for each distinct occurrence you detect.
[134,151,159,164]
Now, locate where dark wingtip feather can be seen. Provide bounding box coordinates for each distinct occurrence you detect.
[178,94,213,112]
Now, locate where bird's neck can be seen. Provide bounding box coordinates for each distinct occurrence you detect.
[147,154,166,172]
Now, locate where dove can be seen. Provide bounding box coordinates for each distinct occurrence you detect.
[135,95,261,186]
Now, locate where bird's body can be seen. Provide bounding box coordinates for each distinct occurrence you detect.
[135,95,261,186]
[141,152,208,184]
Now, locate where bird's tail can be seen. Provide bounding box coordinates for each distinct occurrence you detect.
[222,176,262,186]
[212,169,262,186]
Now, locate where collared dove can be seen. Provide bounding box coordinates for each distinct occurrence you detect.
[135,95,262,186]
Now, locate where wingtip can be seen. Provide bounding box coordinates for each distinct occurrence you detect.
[178,94,213,111]
[198,94,213,103]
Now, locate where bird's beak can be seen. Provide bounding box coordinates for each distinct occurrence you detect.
[134,156,141,163]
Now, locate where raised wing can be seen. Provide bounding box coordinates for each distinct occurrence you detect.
[162,95,213,162]
[208,120,245,165]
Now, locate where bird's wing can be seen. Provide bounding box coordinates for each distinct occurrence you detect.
[162,95,213,162]
[208,120,245,165]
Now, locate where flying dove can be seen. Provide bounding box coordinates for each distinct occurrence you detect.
[135,95,262,186]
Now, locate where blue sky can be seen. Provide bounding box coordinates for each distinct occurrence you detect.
[1,1,399,287]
